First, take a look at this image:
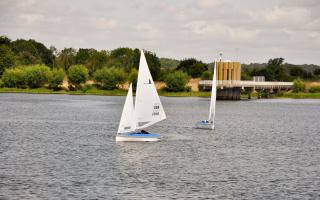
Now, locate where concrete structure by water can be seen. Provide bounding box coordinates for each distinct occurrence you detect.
[200,60,293,100]
[216,61,241,81]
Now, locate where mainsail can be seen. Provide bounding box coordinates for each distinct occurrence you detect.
[208,60,217,129]
[117,83,136,133]
[135,50,166,129]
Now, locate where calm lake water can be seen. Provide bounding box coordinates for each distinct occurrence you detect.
[0,93,320,199]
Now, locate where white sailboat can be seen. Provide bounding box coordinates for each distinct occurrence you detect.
[116,50,166,142]
[195,60,217,129]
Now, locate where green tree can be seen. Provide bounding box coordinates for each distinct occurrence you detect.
[75,48,94,64]
[289,66,308,78]
[48,68,65,90]
[24,65,50,88]
[67,65,88,89]
[265,58,287,81]
[86,50,109,76]
[107,47,137,72]
[94,67,126,90]
[0,45,16,75]
[201,70,212,80]
[28,39,55,67]
[56,48,76,72]
[2,67,26,88]
[292,78,305,93]
[164,71,190,92]
[0,36,11,46]
[144,50,161,80]
[11,39,41,65]
[314,68,320,76]
[128,68,138,91]
[176,58,208,78]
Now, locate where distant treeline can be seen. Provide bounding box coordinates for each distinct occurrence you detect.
[1,35,320,84]
[242,60,320,81]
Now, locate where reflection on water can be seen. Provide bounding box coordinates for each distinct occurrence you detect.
[0,94,320,199]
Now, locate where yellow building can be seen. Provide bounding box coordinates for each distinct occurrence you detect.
[216,60,241,81]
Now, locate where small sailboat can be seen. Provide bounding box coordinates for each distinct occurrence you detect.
[116,50,166,142]
[195,60,217,130]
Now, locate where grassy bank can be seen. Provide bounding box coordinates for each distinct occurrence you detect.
[0,87,128,96]
[275,92,320,99]
[1,87,320,99]
[0,87,211,97]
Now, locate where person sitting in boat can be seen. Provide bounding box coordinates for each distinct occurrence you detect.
[140,130,150,134]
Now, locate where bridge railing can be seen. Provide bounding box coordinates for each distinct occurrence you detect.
[199,80,293,89]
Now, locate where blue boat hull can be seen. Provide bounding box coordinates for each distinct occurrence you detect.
[194,120,214,129]
[116,132,161,142]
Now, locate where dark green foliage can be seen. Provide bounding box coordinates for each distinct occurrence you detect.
[108,47,138,72]
[309,86,320,93]
[241,69,252,80]
[201,70,212,80]
[86,50,109,76]
[0,36,11,46]
[29,39,55,67]
[247,58,288,81]
[314,69,320,76]
[0,45,16,75]
[67,65,88,89]
[2,67,26,88]
[94,67,126,90]
[289,66,307,77]
[12,39,41,65]
[48,68,65,90]
[164,71,190,92]
[176,58,207,78]
[128,68,138,91]
[75,48,94,64]
[293,78,305,93]
[24,65,50,88]
[11,39,54,66]
[144,50,161,80]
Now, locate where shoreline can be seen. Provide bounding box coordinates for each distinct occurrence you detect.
[1,88,320,99]
[0,87,211,97]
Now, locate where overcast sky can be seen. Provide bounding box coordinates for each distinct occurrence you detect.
[1,0,319,64]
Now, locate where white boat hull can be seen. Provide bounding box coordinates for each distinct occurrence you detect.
[194,121,214,130]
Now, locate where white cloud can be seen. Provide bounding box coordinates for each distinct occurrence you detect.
[196,0,221,8]
[184,20,260,43]
[134,23,163,40]
[17,13,44,25]
[264,6,310,25]
[94,18,117,30]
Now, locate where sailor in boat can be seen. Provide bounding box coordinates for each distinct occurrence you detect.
[140,130,150,134]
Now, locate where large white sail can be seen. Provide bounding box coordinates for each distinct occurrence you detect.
[117,83,137,133]
[208,60,217,129]
[135,50,166,129]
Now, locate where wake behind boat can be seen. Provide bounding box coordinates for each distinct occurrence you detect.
[116,50,166,142]
[195,60,217,130]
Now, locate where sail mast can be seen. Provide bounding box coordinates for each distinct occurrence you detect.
[208,60,217,125]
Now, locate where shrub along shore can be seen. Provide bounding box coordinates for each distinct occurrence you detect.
[0,64,319,98]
